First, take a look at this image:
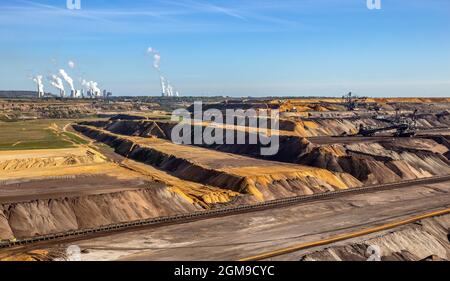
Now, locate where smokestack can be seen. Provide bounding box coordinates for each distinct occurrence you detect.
[167,84,173,97]
[37,84,43,98]
[160,76,166,96]
[32,75,44,98]
[149,47,167,97]
[147,46,181,98]
[48,74,65,97]
[82,79,101,98]
[59,69,75,92]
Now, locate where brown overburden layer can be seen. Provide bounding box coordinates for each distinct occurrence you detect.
[73,124,361,201]
[0,147,200,240]
[83,119,450,185]
[298,214,450,261]
[0,187,197,240]
[1,97,449,260]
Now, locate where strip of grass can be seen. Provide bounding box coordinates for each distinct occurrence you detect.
[61,131,89,145]
[0,120,75,151]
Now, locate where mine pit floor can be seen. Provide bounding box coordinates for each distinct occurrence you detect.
[26,179,450,261]
[0,173,162,204]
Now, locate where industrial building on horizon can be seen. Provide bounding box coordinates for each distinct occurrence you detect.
[33,87,112,99]
[160,76,179,97]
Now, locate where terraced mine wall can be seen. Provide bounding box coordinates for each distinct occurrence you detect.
[186,99,450,114]
[73,124,361,201]
[189,113,388,136]
[183,107,450,137]
[300,214,450,261]
[240,112,448,137]
[298,140,450,184]
[78,120,312,163]
[73,125,243,192]
[0,186,198,240]
[81,111,450,141]
[284,113,450,137]
[421,135,450,160]
[415,112,450,128]
[78,120,450,185]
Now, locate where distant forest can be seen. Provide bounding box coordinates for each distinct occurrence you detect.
[0,91,53,98]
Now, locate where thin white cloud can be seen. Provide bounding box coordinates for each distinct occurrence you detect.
[0,0,302,31]
[16,0,110,22]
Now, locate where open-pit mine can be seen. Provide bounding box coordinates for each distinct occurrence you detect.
[0,96,449,261]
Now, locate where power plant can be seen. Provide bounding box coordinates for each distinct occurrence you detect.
[32,75,110,99]
[148,47,180,97]
[30,61,111,99]
[37,85,44,98]
[32,75,44,98]
[33,48,181,99]
[160,76,179,97]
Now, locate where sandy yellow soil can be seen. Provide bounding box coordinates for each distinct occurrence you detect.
[75,125,362,201]
[0,147,107,180]
[0,250,58,261]
[0,144,204,240]
[120,159,241,208]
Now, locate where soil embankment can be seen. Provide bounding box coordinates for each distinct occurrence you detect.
[73,124,361,201]
[0,186,198,240]
[81,119,450,185]
[299,139,450,184]
[0,147,202,240]
[300,214,450,261]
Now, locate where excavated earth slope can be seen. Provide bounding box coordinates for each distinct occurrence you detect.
[79,119,312,163]
[0,148,201,240]
[299,139,450,184]
[80,119,450,185]
[73,124,361,201]
[300,214,450,261]
[0,147,106,172]
[0,186,197,240]
[282,113,450,137]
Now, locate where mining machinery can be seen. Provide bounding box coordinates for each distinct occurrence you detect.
[357,109,417,137]
[342,92,367,111]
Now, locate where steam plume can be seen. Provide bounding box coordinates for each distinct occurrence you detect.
[48,74,65,97]
[147,47,161,70]
[82,79,101,97]
[32,75,44,97]
[59,69,75,91]
[147,46,180,97]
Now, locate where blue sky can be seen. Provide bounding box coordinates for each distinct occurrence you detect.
[0,0,449,97]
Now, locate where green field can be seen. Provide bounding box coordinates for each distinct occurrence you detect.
[61,131,89,145]
[0,120,87,151]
